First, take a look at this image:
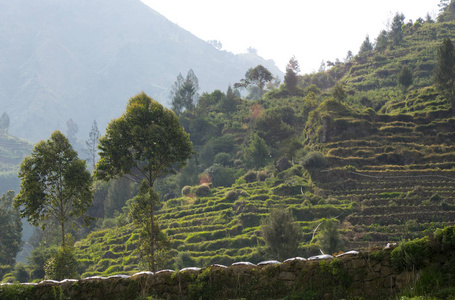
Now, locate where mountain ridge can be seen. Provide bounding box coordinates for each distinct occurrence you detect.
[0,0,282,142]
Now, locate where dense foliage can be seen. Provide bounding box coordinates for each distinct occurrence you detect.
[14,131,92,246]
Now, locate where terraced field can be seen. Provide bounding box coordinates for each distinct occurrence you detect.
[312,95,455,250]
[75,173,357,277]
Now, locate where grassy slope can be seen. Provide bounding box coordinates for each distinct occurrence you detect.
[74,20,455,277]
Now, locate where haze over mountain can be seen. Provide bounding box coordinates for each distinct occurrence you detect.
[0,0,282,142]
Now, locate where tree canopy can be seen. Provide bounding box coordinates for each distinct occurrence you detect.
[96,92,193,186]
[235,65,273,99]
[284,56,300,93]
[14,131,93,246]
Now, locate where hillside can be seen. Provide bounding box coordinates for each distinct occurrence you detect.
[0,0,282,142]
[65,14,455,278]
[3,6,455,297]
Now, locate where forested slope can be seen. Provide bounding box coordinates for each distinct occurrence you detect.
[68,13,455,278]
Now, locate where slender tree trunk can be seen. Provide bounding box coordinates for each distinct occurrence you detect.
[60,199,65,246]
[150,201,155,272]
[61,220,65,246]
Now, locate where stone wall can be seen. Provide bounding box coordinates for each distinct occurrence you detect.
[0,247,429,300]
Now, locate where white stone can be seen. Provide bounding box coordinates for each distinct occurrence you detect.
[307,254,333,261]
[39,280,60,284]
[257,260,280,266]
[82,276,106,280]
[283,257,307,262]
[336,251,359,257]
[59,279,78,283]
[155,269,175,274]
[132,271,154,276]
[107,275,130,279]
[231,261,256,266]
[180,267,201,272]
[211,264,227,268]
[385,242,398,249]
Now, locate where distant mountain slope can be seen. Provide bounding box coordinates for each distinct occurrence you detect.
[0,132,32,193]
[0,0,282,142]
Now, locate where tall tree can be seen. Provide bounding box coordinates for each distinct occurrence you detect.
[85,120,101,171]
[14,131,93,246]
[390,13,405,45]
[170,69,200,115]
[95,92,193,271]
[398,65,413,93]
[359,35,374,54]
[219,85,237,114]
[0,112,10,133]
[0,191,22,266]
[243,133,269,169]
[344,50,353,62]
[284,56,300,94]
[235,65,273,99]
[170,73,185,115]
[434,37,455,109]
[261,208,303,261]
[66,118,79,147]
[375,30,389,51]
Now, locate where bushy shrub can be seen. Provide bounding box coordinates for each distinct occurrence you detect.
[430,193,443,202]
[243,171,257,183]
[44,241,78,280]
[225,190,238,202]
[256,171,268,181]
[302,151,326,169]
[195,184,211,197]
[12,263,29,283]
[214,152,231,166]
[276,157,292,172]
[28,244,58,280]
[434,226,455,252]
[181,186,192,196]
[390,237,430,271]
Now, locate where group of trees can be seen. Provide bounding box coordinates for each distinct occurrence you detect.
[10,92,193,278]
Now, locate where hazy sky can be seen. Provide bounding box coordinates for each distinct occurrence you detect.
[142,0,441,74]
